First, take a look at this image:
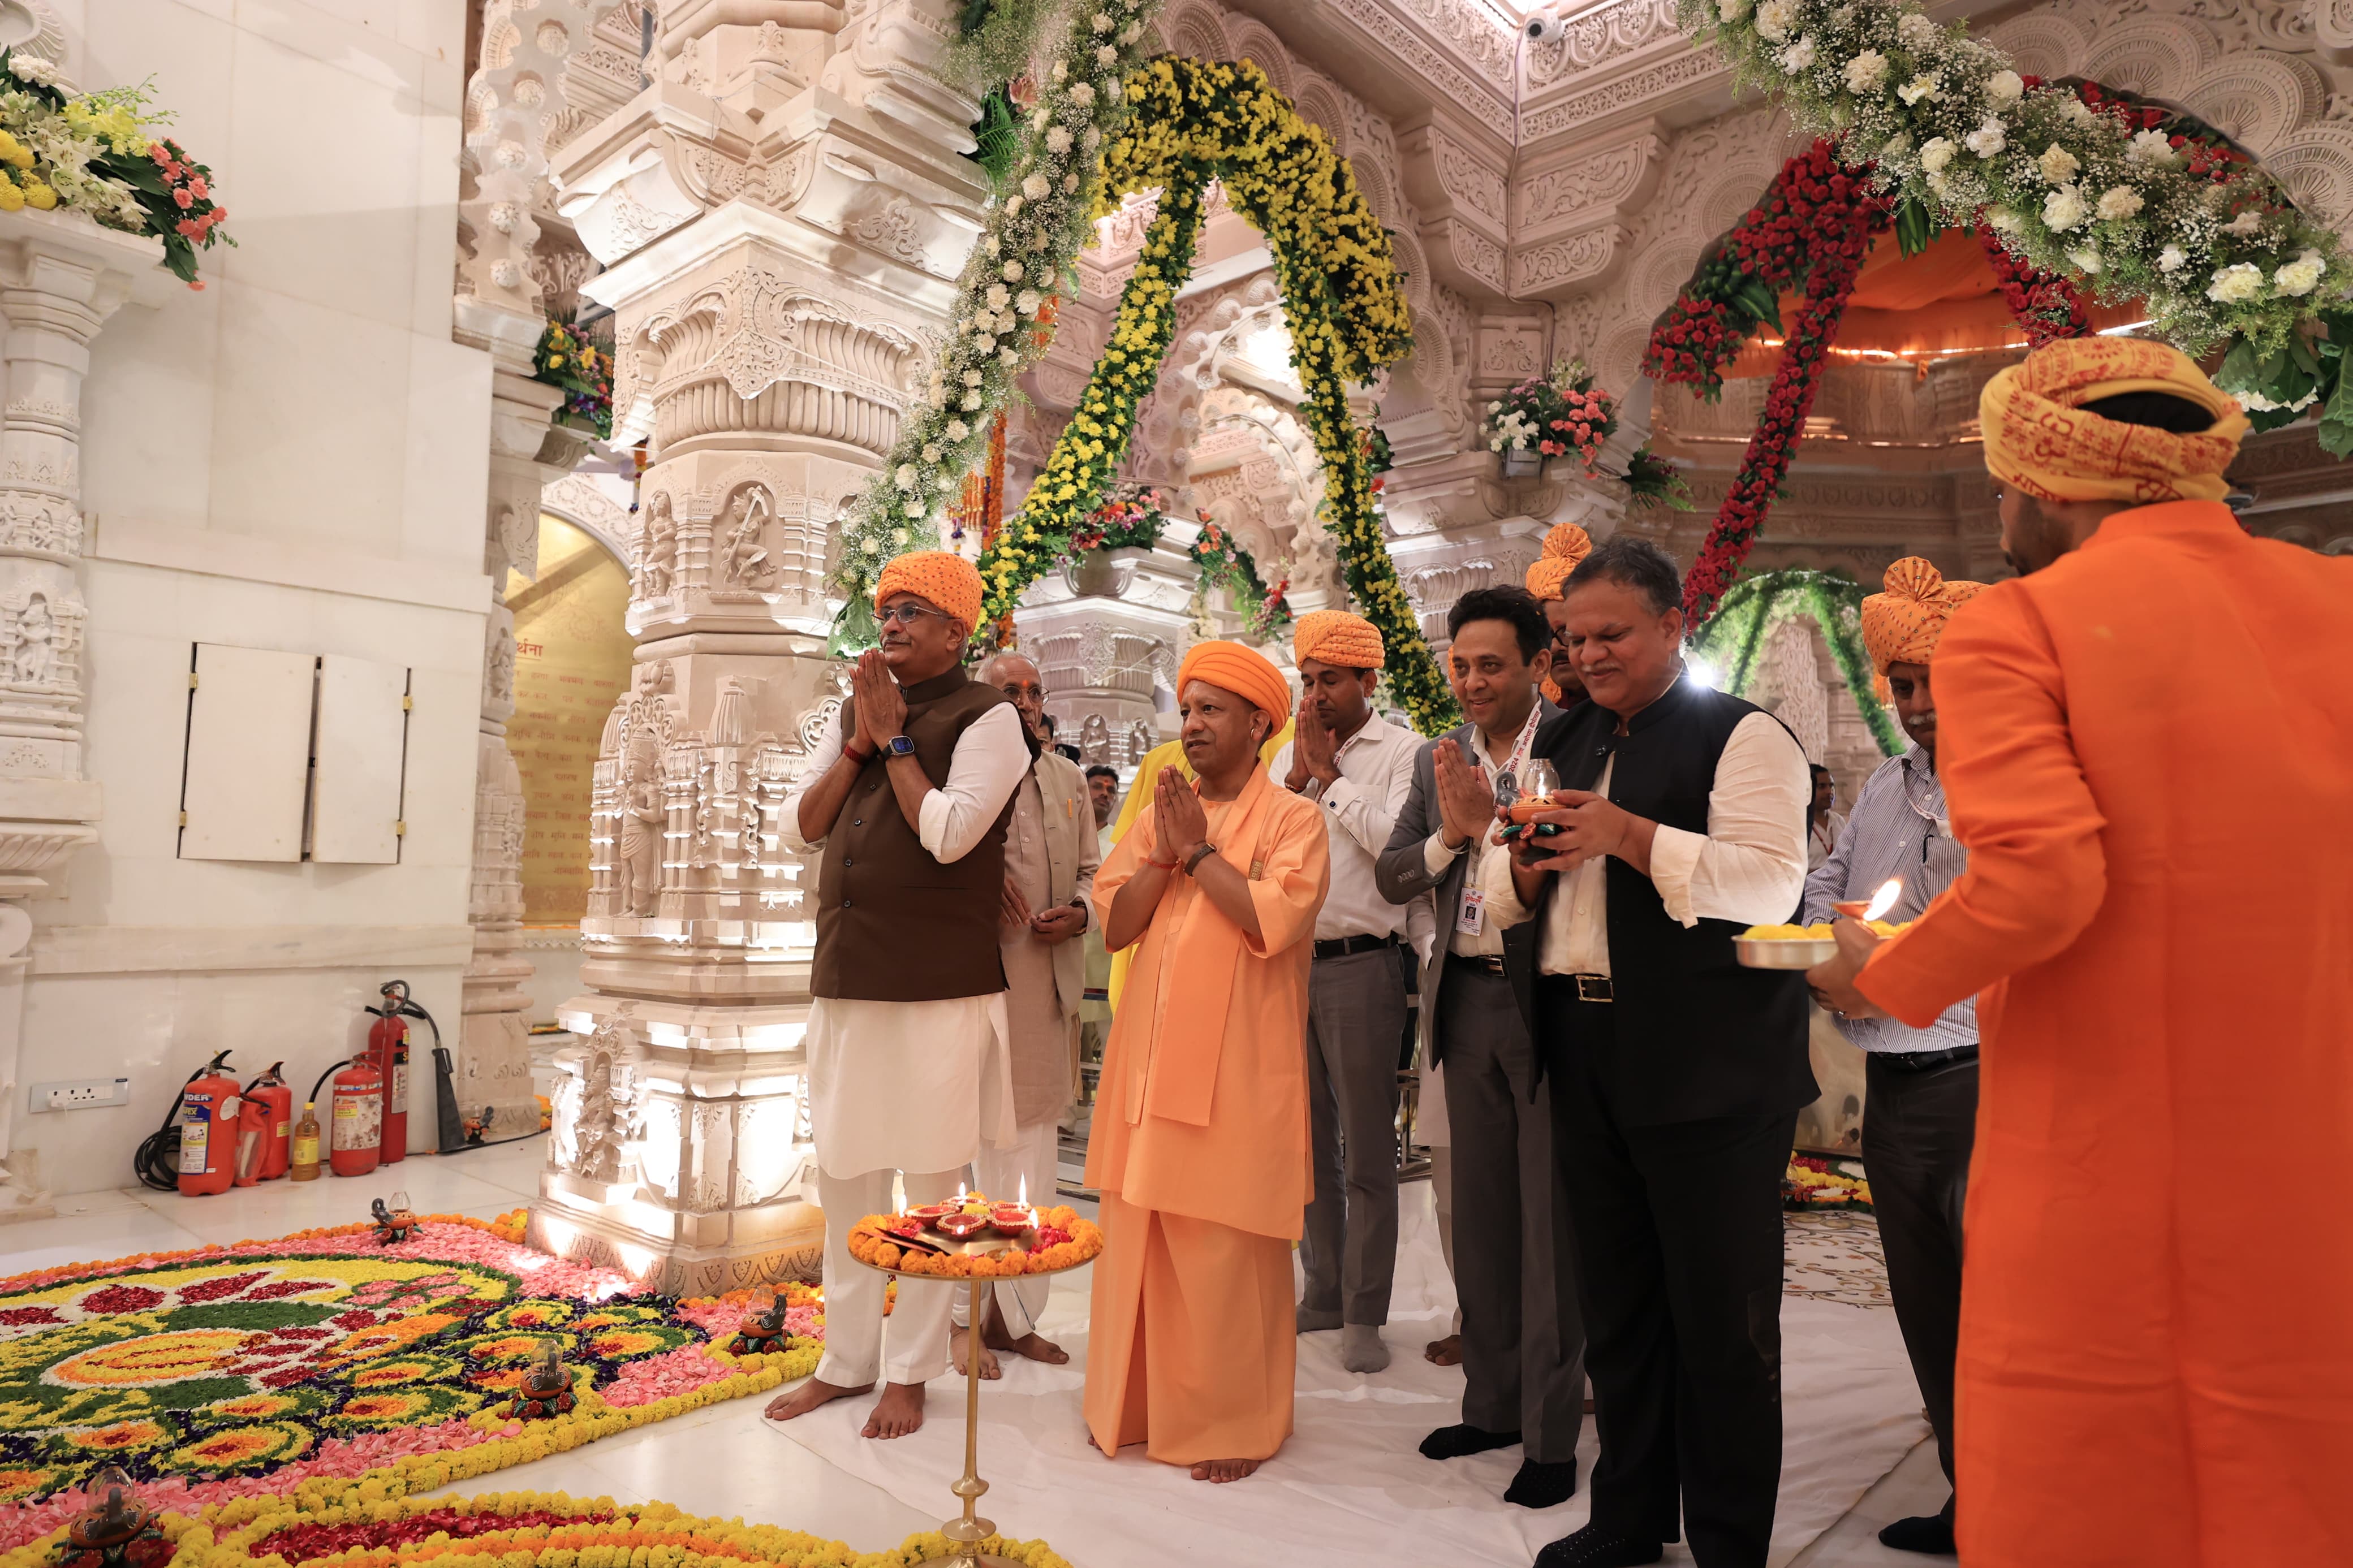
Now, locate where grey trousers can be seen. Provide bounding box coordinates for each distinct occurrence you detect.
[1862,1051,1977,1503]
[1439,957,1587,1462]
[1302,944,1412,1326]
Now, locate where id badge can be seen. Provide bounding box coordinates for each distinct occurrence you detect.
[1455,886,1486,937]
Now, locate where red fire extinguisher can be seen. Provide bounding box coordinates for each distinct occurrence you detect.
[363,980,419,1165]
[176,1051,242,1198]
[242,1062,294,1182]
[310,1057,385,1178]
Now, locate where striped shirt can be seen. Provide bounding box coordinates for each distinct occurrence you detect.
[1801,746,1978,1054]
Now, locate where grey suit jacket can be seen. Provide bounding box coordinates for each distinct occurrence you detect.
[1374,700,1559,1063]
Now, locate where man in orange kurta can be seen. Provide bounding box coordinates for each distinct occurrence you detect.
[1808,339,2353,1567]
[1085,640,1330,1483]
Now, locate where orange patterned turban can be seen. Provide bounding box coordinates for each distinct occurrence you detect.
[1861,558,1988,675]
[1177,639,1292,721]
[1292,609,1385,670]
[1525,523,1594,601]
[1979,338,2249,506]
[874,550,983,632]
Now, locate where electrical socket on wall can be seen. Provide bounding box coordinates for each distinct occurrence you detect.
[29,1078,131,1113]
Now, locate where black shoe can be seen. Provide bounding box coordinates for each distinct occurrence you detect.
[1503,1457,1578,1509]
[1878,1513,1956,1555]
[1419,1422,1522,1461]
[1534,1524,1663,1567]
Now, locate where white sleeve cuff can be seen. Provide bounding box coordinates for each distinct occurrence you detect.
[1648,822,1708,927]
[1322,774,1359,813]
[915,779,952,858]
[1423,830,1460,877]
[1481,846,1532,926]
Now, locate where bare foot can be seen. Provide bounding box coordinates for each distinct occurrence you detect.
[985,1321,1070,1366]
[765,1377,872,1422]
[1190,1457,1261,1483]
[1425,1334,1463,1367]
[951,1326,1002,1380]
[861,1381,927,1439]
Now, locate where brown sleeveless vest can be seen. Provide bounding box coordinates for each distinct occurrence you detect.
[812,668,1018,1002]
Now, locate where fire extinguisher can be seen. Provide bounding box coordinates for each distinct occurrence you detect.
[363,980,437,1166]
[176,1051,241,1197]
[310,1057,385,1178]
[134,1051,239,1195]
[242,1062,294,1182]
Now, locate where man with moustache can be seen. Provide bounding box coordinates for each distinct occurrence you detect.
[1271,610,1425,1375]
[1376,585,1584,1511]
[1493,537,1813,1568]
[769,552,1028,1442]
[1525,522,1593,711]
[948,651,1099,1379]
[1807,339,2353,1568]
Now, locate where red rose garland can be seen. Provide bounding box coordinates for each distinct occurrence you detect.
[1976,224,2088,348]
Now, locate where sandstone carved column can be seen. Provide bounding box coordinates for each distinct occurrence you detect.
[451,299,593,1152]
[526,0,985,1293]
[0,210,172,1220]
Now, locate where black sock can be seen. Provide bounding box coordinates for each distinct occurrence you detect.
[1534,1523,1664,1568]
[1503,1457,1578,1509]
[1417,1422,1522,1461]
[1878,1513,1956,1556]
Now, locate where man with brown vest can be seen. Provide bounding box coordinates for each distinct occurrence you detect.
[765,551,1030,1441]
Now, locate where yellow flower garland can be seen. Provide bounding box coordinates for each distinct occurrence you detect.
[974,56,1459,734]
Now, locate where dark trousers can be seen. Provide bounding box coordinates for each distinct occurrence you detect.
[1862,1049,1978,1506]
[1302,945,1411,1325]
[1545,990,1794,1567]
[1440,957,1587,1462]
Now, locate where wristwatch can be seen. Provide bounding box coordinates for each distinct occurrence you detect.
[886,735,917,758]
[1182,841,1218,876]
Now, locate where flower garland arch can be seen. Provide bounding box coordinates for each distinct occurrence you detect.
[1686,567,1904,758]
[974,56,1457,734]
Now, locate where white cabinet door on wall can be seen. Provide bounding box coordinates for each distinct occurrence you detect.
[308,655,411,865]
[179,645,315,862]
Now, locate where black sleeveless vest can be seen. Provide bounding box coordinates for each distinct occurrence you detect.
[1512,681,1817,1126]
[812,668,1017,1003]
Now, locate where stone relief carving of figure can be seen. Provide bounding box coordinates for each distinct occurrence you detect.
[487,624,516,707]
[719,486,781,589]
[1078,712,1111,764]
[572,1013,642,1185]
[1126,720,1154,766]
[639,494,676,599]
[619,735,664,915]
[5,594,53,686]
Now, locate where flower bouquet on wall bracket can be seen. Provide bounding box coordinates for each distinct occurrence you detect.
[0,49,232,286]
[1188,514,1292,640]
[533,318,614,440]
[1062,481,1166,597]
[1483,358,1691,509]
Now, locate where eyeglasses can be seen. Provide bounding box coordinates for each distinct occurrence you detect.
[877,603,951,626]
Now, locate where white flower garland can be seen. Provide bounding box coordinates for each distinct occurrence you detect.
[1682,0,2351,389]
[829,0,1165,643]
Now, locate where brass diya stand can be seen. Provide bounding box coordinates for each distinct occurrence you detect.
[853,1231,1088,1565]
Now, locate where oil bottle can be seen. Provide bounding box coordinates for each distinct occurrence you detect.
[289,1100,323,1181]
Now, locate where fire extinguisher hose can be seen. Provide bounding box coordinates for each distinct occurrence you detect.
[135,1050,235,1193]
[308,1060,352,1108]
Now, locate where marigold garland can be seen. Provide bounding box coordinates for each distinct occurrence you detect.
[974,57,1453,733]
[1,1485,1075,1568]
[844,1202,1102,1279]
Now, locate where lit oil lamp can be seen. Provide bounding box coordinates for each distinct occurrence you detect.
[1834,877,1903,923]
[990,1176,1039,1238]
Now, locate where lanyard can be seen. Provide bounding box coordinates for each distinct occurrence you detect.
[1476,704,1541,784]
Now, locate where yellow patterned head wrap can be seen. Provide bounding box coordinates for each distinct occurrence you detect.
[1978,338,2249,505]
[1525,523,1594,602]
[1861,558,1988,676]
[1292,610,1386,670]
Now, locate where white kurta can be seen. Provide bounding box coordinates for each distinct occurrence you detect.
[785,702,1029,1181]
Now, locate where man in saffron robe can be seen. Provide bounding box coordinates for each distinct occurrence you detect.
[1085,640,1331,1483]
[1809,338,2353,1568]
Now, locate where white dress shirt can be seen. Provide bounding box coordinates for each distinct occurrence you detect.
[1485,711,1810,975]
[779,697,1032,1180]
[1421,706,1542,958]
[1272,711,1424,941]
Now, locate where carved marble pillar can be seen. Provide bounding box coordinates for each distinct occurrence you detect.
[526,0,985,1293]
[0,210,173,1220]
[1014,537,1198,773]
[451,297,593,1151]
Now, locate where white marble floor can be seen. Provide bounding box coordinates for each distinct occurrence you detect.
[0,1143,1951,1566]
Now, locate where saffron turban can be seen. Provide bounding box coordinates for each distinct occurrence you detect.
[1525,523,1594,601]
[1979,338,2249,506]
[1861,558,1988,675]
[874,550,984,632]
[1292,609,1385,670]
[1176,638,1292,720]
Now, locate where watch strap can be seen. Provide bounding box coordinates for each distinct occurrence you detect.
[1182,841,1218,875]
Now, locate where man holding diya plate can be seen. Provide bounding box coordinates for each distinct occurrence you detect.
[1084,640,1331,1483]
[767,551,1029,1442]
[1807,338,2353,1568]
[1490,536,1813,1568]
